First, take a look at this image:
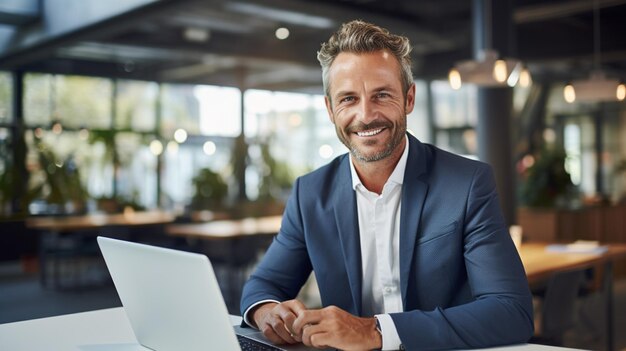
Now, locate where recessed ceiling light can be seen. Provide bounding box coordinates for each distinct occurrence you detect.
[184,27,210,42]
[275,27,290,40]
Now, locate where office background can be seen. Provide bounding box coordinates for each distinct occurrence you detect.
[1,1,626,350]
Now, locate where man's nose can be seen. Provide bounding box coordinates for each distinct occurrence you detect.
[356,99,378,123]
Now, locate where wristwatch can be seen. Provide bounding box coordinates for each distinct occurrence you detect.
[374,316,382,335]
[374,317,405,350]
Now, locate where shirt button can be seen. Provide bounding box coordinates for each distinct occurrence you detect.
[383,286,393,294]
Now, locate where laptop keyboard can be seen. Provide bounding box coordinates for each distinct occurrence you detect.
[237,334,282,351]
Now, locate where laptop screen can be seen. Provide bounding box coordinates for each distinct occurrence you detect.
[98,236,241,351]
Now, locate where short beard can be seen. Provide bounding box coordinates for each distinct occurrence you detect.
[337,120,406,163]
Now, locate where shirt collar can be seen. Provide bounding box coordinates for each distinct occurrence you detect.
[349,134,410,191]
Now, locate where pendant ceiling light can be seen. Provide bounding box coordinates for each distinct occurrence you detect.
[448,0,530,90]
[448,49,531,90]
[563,0,625,103]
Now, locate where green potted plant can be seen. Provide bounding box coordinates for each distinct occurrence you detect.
[519,146,575,208]
[190,168,228,211]
[28,140,88,214]
[517,146,577,242]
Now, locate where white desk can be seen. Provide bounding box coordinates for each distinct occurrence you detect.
[0,307,580,351]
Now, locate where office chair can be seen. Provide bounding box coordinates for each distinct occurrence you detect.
[532,268,585,346]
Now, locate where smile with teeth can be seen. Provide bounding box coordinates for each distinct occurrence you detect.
[356,128,384,137]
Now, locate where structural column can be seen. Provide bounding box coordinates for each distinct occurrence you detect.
[473,0,516,225]
[11,70,28,214]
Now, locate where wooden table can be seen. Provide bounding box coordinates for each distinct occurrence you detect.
[26,210,176,288]
[26,210,176,232]
[165,215,282,312]
[518,242,626,351]
[166,215,282,239]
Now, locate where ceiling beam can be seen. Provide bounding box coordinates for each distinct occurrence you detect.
[0,0,208,70]
[225,0,459,54]
[102,31,322,68]
[0,0,39,26]
[514,0,626,24]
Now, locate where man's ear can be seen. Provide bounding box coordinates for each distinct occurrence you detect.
[405,83,416,114]
[325,96,335,124]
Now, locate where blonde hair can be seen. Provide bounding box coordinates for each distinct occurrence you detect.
[317,20,413,99]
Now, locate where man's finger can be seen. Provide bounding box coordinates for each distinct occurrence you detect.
[269,316,298,344]
[292,310,322,335]
[281,300,307,317]
[284,299,307,315]
[300,323,329,348]
[277,307,297,334]
[309,331,331,349]
[259,323,286,345]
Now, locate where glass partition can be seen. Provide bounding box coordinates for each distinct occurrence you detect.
[0,128,12,215]
[407,80,430,143]
[24,129,100,214]
[115,132,157,208]
[244,89,343,200]
[431,80,478,157]
[116,79,158,131]
[24,73,113,129]
[162,138,234,209]
[0,72,12,124]
[161,83,241,138]
[54,75,112,129]
[24,73,53,127]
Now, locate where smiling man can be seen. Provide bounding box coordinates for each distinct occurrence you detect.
[240,20,533,350]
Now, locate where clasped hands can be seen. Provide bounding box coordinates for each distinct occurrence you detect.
[251,300,382,350]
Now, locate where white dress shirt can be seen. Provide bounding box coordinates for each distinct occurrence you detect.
[245,136,409,350]
[349,135,408,351]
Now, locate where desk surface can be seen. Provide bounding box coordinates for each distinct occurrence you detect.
[166,215,283,239]
[0,307,581,351]
[25,211,176,232]
[519,242,626,285]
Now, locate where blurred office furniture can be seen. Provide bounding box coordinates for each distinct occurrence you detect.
[165,215,282,312]
[519,204,626,279]
[532,269,585,346]
[518,204,626,243]
[519,242,626,351]
[26,211,176,289]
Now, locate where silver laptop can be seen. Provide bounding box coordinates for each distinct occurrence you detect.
[97,236,314,351]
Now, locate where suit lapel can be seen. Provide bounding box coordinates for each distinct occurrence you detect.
[399,136,429,306]
[332,156,362,316]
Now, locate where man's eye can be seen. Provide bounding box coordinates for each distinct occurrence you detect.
[340,96,355,103]
[377,92,390,98]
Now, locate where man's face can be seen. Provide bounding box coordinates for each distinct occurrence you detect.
[325,50,415,163]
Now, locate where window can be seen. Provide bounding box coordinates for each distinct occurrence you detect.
[24,73,53,127]
[244,90,340,200]
[162,138,234,208]
[116,79,158,131]
[548,82,626,200]
[160,84,240,209]
[407,80,430,143]
[161,83,241,138]
[0,72,11,124]
[564,123,582,186]
[55,75,112,129]
[431,80,477,128]
[431,80,478,157]
[24,73,113,129]
[24,129,97,214]
[115,132,157,208]
[0,128,12,215]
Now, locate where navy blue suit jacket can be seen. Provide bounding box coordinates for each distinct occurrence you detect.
[241,135,534,350]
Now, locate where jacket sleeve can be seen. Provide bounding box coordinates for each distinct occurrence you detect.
[240,178,312,320]
[390,164,534,350]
